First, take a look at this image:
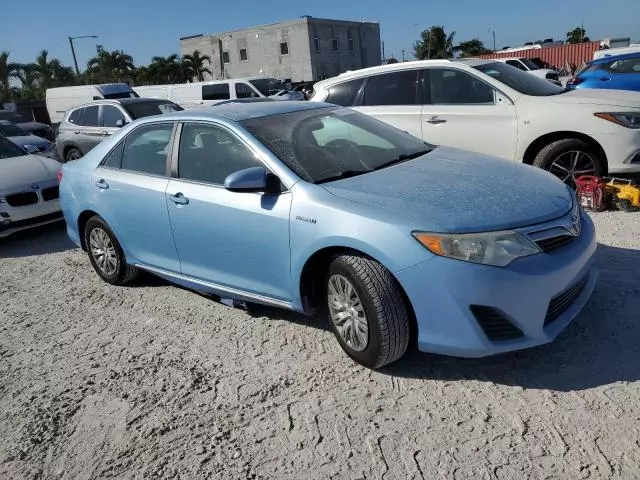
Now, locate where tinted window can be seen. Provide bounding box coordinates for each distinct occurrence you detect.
[362,71,418,106]
[68,108,84,125]
[202,84,230,101]
[102,105,126,127]
[607,58,640,74]
[506,60,527,71]
[121,124,173,175]
[473,62,565,96]
[177,123,260,185]
[102,141,125,168]
[325,79,363,106]
[84,106,100,126]
[0,135,27,158]
[236,83,258,99]
[428,69,494,104]
[124,101,183,119]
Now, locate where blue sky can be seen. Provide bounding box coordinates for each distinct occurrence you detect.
[3,0,639,67]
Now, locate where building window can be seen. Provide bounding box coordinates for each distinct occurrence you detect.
[222,51,230,63]
[313,37,320,52]
[332,38,339,52]
[240,48,248,61]
[280,42,289,55]
[348,37,354,52]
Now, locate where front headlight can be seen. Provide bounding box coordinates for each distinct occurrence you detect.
[412,230,540,267]
[595,112,640,129]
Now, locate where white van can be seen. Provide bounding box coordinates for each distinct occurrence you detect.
[46,83,138,125]
[133,78,303,109]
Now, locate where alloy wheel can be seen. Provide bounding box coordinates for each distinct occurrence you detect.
[549,150,597,188]
[89,227,118,276]
[327,274,369,352]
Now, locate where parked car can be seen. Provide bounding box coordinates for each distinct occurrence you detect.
[0,135,62,238]
[56,98,183,162]
[0,110,55,142]
[493,57,561,84]
[133,78,303,109]
[0,120,57,158]
[59,102,597,368]
[567,52,640,92]
[310,59,640,186]
[46,83,139,126]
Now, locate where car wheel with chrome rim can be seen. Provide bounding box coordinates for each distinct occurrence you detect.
[84,216,138,285]
[326,254,410,369]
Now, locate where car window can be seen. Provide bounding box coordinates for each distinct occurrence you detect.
[324,79,363,106]
[607,58,640,74]
[177,123,261,185]
[120,123,173,175]
[473,62,565,96]
[68,108,84,125]
[235,83,258,99]
[102,141,125,169]
[362,71,419,106]
[84,106,100,127]
[0,122,27,137]
[428,69,495,105]
[506,60,527,71]
[102,105,126,128]
[312,116,394,149]
[123,101,183,119]
[202,84,230,101]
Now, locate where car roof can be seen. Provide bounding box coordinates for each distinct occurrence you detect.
[592,51,640,64]
[160,101,333,122]
[314,60,455,86]
[70,98,175,110]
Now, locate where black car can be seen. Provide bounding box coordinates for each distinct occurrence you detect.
[0,110,54,142]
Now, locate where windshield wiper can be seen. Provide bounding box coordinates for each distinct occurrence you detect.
[315,169,371,184]
[373,149,433,171]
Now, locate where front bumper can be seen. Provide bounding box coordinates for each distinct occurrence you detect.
[395,210,598,357]
[0,180,63,238]
[592,130,640,173]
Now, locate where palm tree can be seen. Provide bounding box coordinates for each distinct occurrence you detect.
[30,50,76,95]
[148,54,183,84]
[182,50,212,82]
[413,26,456,60]
[0,50,22,103]
[86,49,135,83]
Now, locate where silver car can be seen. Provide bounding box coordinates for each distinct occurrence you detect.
[0,135,62,238]
[0,120,57,158]
[55,98,183,162]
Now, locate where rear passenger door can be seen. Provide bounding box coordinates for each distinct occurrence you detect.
[77,105,105,154]
[352,70,423,139]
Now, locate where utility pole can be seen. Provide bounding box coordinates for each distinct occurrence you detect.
[427,30,432,59]
[382,41,385,62]
[402,49,405,62]
[492,30,496,51]
[68,35,98,76]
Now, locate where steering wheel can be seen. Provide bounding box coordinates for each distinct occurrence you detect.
[323,139,368,169]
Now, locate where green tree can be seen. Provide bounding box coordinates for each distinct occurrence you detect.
[148,54,184,84]
[413,26,456,60]
[86,49,135,83]
[0,50,22,103]
[182,50,212,82]
[566,27,590,44]
[458,39,493,58]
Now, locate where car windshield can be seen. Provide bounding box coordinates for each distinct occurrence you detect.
[0,122,28,137]
[124,101,183,119]
[520,58,541,70]
[249,78,288,96]
[0,135,27,159]
[242,106,435,184]
[474,62,566,96]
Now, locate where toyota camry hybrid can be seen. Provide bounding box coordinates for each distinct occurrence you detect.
[59,102,597,368]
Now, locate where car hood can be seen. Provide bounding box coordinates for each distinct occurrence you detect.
[321,147,573,234]
[8,134,51,148]
[548,88,640,108]
[0,154,61,190]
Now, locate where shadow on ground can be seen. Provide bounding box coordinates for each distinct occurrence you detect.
[380,243,640,391]
[0,222,74,259]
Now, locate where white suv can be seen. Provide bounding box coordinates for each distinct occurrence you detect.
[310,59,640,185]
[493,57,561,85]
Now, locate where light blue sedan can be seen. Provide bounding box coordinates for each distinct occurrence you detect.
[59,102,598,368]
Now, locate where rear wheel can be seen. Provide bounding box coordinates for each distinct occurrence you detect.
[533,139,605,188]
[84,216,138,285]
[326,254,410,369]
[66,147,82,162]
[617,199,632,211]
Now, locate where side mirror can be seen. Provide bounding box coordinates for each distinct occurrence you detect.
[24,144,40,154]
[224,167,279,193]
[115,119,127,128]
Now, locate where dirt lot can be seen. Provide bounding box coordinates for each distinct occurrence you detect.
[1,211,639,480]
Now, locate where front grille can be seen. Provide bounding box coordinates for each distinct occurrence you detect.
[5,192,38,207]
[42,186,59,201]
[470,306,524,341]
[0,211,63,232]
[535,234,575,252]
[544,275,588,326]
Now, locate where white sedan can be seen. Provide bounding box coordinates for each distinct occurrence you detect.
[310,59,640,185]
[0,135,63,238]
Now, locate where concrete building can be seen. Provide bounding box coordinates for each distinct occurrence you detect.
[179,17,381,83]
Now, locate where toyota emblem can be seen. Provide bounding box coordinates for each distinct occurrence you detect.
[31,184,40,190]
[569,214,581,236]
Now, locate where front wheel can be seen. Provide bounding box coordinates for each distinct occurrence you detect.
[65,147,82,163]
[84,216,138,285]
[326,255,410,369]
[533,139,605,188]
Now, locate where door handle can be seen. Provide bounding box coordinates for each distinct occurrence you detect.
[95,179,109,190]
[99,131,110,136]
[600,77,611,82]
[426,116,447,125]
[73,131,80,134]
[168,192,189,205]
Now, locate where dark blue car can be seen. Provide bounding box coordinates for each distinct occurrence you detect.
[567,52,640,92]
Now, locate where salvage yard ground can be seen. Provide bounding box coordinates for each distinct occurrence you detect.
[1,210,639,480]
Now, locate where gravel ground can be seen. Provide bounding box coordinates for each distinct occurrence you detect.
[1,211,639,480]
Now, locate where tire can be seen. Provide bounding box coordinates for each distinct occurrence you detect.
[533,138,605,187]
[326,254,410,369]
[84,216,138,285]
[617,199,632,211]
[65,147,82,163]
